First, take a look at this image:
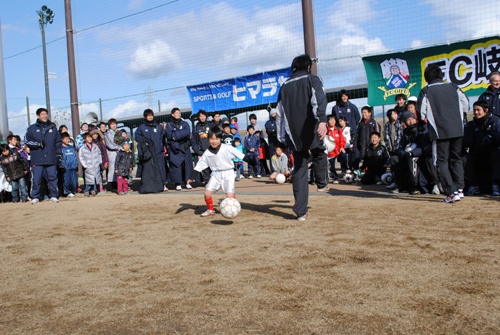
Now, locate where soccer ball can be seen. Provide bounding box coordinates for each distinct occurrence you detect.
[343,172,354,184]
[324,136,336,153]
[381,172,393,185]
[275,173,286,184]
[220,197,241,219]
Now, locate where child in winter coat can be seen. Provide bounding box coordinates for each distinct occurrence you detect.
[269,144,290,181]
[0,143,29,202]
[91,129,109,193]
[244,125,261,178]
[60,132,79,197]
[78,133,102,196]
[326,115,346,183]
[233,138,244,181]
[114,141,134,195]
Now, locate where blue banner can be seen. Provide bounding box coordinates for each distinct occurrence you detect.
[187,68,292,114]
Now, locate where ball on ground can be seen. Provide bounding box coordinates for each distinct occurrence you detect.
[220,197,241,219]
[275,173,286,184]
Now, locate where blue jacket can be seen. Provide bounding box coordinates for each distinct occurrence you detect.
[332,101,361,133]
[25,120,62,165]
[165,118,192,155]
[135,122,165,156]
[244,134,260,156]
[61,144,79,169]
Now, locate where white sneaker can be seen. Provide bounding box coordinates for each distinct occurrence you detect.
[67,193,75,198]
[186,184,193,190]
[248,175,253,179]
[297,212,310,221]
[31,198,39,205]
[240,175,245,179]
[457,189,464,198]
[50,197,59,203]
[257,175,262,178]
[176,185,182,191]
[431,185,440,195]
[163,186,169,192]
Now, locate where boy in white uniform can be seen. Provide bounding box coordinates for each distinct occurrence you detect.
[187,126,256,217]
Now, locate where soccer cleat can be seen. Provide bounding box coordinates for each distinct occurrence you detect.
[200,209,216,217]
[185,184,193,190]
[297,212,310,221]
[457,189,464,198]
[466,186,480,196]
[176,185,182,191]
[317,186,329,192]
[492,183,500,196]
[31,198,39,205]
[50,197,59,203]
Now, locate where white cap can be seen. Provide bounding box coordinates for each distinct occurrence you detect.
[408,96,418,102]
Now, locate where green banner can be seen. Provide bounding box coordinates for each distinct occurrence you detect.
[363,36,500,106]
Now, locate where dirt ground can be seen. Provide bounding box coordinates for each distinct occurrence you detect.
[0,178,499,335]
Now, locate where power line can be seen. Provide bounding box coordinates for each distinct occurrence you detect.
[3,0,179,61]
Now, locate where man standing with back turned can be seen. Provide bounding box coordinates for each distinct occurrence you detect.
[418,64,469,203]
[276,54,329,221]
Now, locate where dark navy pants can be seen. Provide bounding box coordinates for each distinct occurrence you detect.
[31,164,59,200]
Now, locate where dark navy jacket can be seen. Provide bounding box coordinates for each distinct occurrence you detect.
[478,86,500,118]
[135,122,165,156]
[25,120,62,165]
[165,118,191,156]
[61,144,79,170]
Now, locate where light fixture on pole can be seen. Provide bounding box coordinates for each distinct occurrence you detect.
[37,5,55,119]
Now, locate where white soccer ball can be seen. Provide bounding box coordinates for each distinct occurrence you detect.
[275,173,286,184]
[381,172,393,185]
[324,136,336,153]
[220,197,241,219]
[343,173,354,184]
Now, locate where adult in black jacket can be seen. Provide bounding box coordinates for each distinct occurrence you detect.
[137,137,164,194]
[418,64,469,203]
[24,108,62,203]
[462,100,500,195]
[478,72,500,118]
[356,106,381,170]
[276,54,328,221]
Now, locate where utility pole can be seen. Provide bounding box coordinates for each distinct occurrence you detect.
[0,19,9,141]
[64,0,80,137]
[302,0,317,75]
[37,5,54,118]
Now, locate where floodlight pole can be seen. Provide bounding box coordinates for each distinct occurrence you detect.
[37,5,54,119]
[302,0,317,75]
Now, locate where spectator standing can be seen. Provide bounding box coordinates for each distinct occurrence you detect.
[24,108,62,204]
[417,64,469,203]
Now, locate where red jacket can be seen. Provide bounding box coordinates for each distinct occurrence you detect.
[327,126,346,158]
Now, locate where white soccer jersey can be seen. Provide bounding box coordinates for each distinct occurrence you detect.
[195,144,245,172]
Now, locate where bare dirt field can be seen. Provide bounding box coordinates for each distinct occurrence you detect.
[1,178,499,334]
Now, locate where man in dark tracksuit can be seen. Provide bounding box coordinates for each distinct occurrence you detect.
[418,64,469,203]
[25,108,62,203]
[276,54,328,221]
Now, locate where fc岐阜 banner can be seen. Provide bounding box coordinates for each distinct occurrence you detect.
[362,36,500,106]
[186,68,291,114]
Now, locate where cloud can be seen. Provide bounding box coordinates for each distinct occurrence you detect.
[127,40,181,79]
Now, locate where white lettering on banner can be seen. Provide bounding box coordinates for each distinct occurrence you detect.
[262,78,277,97]
[247,80,261,99]
[217,91,231,98]
[233,85,246,102]
[193,94,216,103]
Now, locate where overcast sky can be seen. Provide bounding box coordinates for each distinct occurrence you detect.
[2,0,499,135]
